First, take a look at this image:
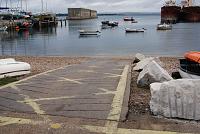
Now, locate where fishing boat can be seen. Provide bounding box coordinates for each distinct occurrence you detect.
[101,21,109,25]
[157,23,172,30]
[0,58,31,79]
[107,21,118,27]
[125,28,146,33]
[124,17,135,21]
[79,30,101,36]
[0,26,8,31]
[15,21,33,30]
[179,52,200,79]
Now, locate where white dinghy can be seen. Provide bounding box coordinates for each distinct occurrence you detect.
[79,30,101,36]
[0,58,31,79]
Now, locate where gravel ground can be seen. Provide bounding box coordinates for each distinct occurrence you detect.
[119,57,200,133]
[0,56,88,79]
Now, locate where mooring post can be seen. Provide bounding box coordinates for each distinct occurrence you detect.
[39,21,42,28]
[60,20,63,27]
[64,19,66,27]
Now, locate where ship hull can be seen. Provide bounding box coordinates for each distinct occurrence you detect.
[161,6,181,24]
[180,6,200,22]
[161,6,200,23]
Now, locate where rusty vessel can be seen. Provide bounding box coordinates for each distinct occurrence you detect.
[161,0,200,23]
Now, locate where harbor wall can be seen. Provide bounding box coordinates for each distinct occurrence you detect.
[68,8,97,20]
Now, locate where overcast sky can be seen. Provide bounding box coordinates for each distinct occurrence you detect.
[1,0,199,13]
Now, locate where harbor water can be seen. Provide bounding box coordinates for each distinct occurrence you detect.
[0,14,200,56]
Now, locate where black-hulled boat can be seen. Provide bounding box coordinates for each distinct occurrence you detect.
[179,52,200,79]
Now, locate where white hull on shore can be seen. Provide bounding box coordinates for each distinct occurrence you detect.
[0,58,31,79]
[179,69,200,79]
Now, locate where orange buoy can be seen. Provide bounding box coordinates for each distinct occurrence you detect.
[184,51,200,64]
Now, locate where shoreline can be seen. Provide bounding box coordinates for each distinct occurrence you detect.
[0,55,180,76]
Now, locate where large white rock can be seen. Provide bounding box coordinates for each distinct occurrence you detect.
[133,57,154,71]
[137,61,173,87]
[150,79,200,120]
[134,53,146,62]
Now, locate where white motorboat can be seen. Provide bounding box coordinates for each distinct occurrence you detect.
[0,26,8,31]
[125,28,146,33]
[0,58,31,79]
[79,30,101,36]
[157,23,172,30]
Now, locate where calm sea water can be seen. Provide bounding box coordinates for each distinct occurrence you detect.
[0,14,200,56]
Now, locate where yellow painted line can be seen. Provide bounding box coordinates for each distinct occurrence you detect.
[10,85,21,92]
[58,77,83,84]
[104,73,122,78]
[18,95,76,103]
[78,70,95,73]
[88,66,99,68]
[82,125,182,134]
[113,69,124,71]
[95,88,116,95]
[21,94,45,115]
[106,65,129,121]
[0,65,71,90]
[0,116,43,126]
[50,123,62,129]
[16,82,33,86]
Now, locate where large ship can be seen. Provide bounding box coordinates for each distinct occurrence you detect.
[161,0,200,23]
[161,0,181,24]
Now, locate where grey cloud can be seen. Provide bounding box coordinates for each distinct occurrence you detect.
[3,0,198,13]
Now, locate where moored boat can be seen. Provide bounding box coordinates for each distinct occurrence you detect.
[79,30,101,36]
[0,26,8,31]
[101,21,109,25]
[124,17,135,21]
[15,21,33,30]
[125,28,145,33]
[107,21,118,27]
[157,23,172,30]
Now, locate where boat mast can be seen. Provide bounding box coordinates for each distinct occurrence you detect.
[0,0,2,7]
[5,0,8,7]
[25,0,28,11]
[20,0,23,10]
[46,2,47,12]
[41,0,44,12]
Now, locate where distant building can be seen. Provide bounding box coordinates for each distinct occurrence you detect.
[68,8,97,20]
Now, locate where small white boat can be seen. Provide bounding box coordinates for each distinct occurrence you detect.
[0,26,8,32]
[125,28,146,33]
[107,21,118,27]
[79,30,101,36]
[179,69,200,79]
[0,58,31,79]
[157,23,172,30]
